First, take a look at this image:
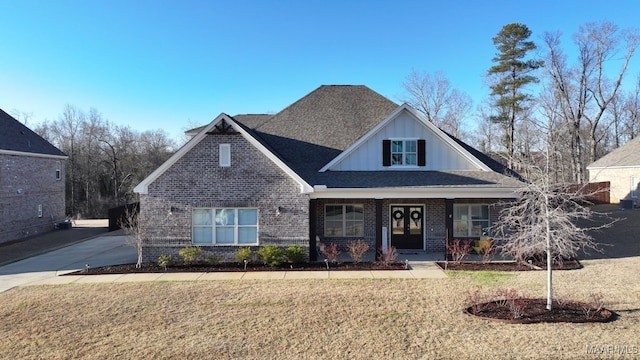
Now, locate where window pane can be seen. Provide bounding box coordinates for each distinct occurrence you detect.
[238,209,257,225]
[193,209,212,225]
[453,220,468,237]
[471,221,488,236]
[238,227,257,244]
[453,205,466,221]
[325,221,343,236]
[193,227,212,244]
[345,205,363,220]
[345,221,363,236]
[391,154,403,165]
[405,153,417,165]
[325,206,343,222]
[216,227,234,244]
[405,140,417,153]
[391,140,403,152]
[215,209,234,226]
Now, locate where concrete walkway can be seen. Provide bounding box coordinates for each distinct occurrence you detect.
[0,232,446,294]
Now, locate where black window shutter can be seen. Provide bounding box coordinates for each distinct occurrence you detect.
[417,139,426,166]
[382,140,391,167]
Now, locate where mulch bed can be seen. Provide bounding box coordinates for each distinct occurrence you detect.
[465,298,615,323]
[65,261,408,275]
[436,259,582,271]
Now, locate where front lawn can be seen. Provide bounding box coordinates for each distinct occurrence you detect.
[0,257,638,359]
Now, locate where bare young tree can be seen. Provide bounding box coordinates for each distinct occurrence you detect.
[491,141,616,310]
[119,204,143,268]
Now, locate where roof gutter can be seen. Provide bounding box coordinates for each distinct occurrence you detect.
[309,186,520,199]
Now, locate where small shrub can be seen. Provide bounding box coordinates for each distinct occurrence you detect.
[179,247,201,266]
[235,247,253,264]
[206,254,221,265]
[584,292,606,318]
[346,239,370,263]
[465,287,486,314]
[321,243,341,263]
[258,245,284,267]
[446,239,471,262]
[377,246,398,267]
[285,245,306,264]
[157,255,173,271]
[494,288,525,319]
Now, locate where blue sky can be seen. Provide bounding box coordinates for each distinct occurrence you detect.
[1,0,638,142]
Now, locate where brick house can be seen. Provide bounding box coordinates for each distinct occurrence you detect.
[134,86,523,261]
[0,109,67,243]
[587,137,640,206]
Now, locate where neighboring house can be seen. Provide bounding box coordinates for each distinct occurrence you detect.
[0,109,67,244]
[587,137,640,206]
[134,85,523,261]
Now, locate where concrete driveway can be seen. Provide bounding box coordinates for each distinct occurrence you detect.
[0,235,137,293]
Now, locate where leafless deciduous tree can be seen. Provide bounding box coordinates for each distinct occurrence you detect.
[400,69,472,139]
[542,22,639,183]
[34,105,176,218]
[491,146,616,310]
[119,204,143,268]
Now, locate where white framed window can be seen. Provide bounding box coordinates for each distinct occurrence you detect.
[193,208,258,245]
[632,176,638,198]
[219,144,231,167]
[391,139,417,166]
[324,204,364,237]
[453,204,489,237]
[37,204,43,218]
[55,161,61,180]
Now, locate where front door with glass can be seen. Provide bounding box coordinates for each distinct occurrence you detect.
[390,206,423,249]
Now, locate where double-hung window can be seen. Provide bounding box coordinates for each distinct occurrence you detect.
[632,176,638,199]
[324,204,364,237]
[453,204,489,237]
[193,208,258,245]
[391,140,417,166]
[383,139,425,167]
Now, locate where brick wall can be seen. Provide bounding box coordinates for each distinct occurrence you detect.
[315,199,377,251]
[315,198,447,253]
[0,154,66,243]
[140,132,310,262]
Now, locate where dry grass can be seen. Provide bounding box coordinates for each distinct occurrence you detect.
[1,258,639,360]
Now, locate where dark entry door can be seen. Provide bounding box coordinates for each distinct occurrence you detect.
[391,206,423,249]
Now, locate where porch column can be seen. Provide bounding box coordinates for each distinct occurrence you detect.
[445,198,454,257]
[375,199,383,254]
[309,199,317,261]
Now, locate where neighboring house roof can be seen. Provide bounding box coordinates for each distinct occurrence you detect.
[587,137,640,169]
[135,85,523,197]
[0,108,67,158]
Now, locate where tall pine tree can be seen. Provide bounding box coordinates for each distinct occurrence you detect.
[488,23,543,168]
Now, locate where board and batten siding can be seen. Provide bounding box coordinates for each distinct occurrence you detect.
[329,111,479,171]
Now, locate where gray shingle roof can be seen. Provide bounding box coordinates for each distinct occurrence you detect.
[229,85,523,189]
[0,108,66,157]
[588,137,640,168]
[254,85,398,150]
